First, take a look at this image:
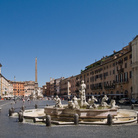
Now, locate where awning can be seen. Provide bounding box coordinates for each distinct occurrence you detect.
[3,95,14,98]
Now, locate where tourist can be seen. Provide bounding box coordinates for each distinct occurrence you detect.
[23,98,25,103]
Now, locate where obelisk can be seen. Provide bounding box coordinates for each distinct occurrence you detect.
[35,57,38,90]
[35,57,37,82]
[0,63,2,74]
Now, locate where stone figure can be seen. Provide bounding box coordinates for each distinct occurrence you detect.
[79,80,88,107]
[68,101,76,109]
[73,96,80,109]
[88,96,98,108]
[110,99,116,108]
[101,95,108,107]
[36,88,43,98]
[30,88,43,100]
[54,95,63,108]
[30,90,36,100]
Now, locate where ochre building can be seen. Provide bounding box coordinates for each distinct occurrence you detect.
[13,81,25,96]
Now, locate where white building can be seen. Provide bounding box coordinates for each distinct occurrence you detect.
[0,64,13,99]
[0,74,13,98]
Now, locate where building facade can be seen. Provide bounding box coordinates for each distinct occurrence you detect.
[132,35,138,99]
[41,36,138,100]
[46,82,50,96]
[24,81,36,97]
[78,43,132,100]
[0,74,13,98]
[12,81,25,96]
[69,76,77,96]
[42,85,47,96]
[49,77,64,96]
[60,77,71,97]
[50,78,55,96]
[51,36,138,100]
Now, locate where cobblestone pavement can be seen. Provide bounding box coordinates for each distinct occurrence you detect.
[0,100,138,138]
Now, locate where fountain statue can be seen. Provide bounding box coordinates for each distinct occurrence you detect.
[72,96,80,109]
[54,95,63,108]
[68,96,80,109]
[68,100,76,109]
[88,96,98,108]
[30,90,37,100]
[30,88,43,100]
[110,99,116,108]
[101,95,108,107]
[36,88,43,99]
[78,80,88,107]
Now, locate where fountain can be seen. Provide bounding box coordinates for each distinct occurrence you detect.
[30,88,43,100]
[44,81,119,123]
[10,80,137,126]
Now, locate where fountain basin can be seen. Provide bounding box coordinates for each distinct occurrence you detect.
[44,105,118,119]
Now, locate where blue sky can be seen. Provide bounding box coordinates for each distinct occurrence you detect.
[0,0,138,87]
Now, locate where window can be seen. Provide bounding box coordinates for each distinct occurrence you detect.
[90,77,94,82]
[113,70,115,74]
[129,54,132,59]
[120,74,123,82]
[124,72,128,82]
[104,72,108,79]
[90,84,94,90]
[125,63,127,68]
[116,75,119,82]
[124,56,128,61]
[130,71,132,78]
